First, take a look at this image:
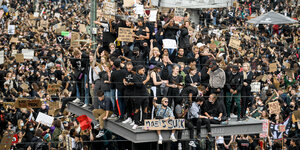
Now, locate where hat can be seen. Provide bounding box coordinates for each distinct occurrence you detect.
[196,43,205,48]
[149,65,155,70]
[155,62,163,69]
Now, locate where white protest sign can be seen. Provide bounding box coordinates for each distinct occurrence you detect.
[8,25,15,35]
[22,49,34,59]
[36,112,54,127]
[250,82,261,92]
[144,119,185,130]
[149,10,158,22]
[0,51,4,64]
[163,39,177,49]
[33,12,39,18]
[135,4,144,16]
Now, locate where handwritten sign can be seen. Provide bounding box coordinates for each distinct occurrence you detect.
[22,49,34,59]
[269,63,277,72]
[174,8,185,23]
[135,4,144,16]
[149,10,158,22]
[71,32,80,47]
[259,119,269,138]
[244,35,251,41]
[47,84,61,95]
[163,39,177,49]
[0,131,14,150]
[40,20,48,28]
[8,25,15,35]
[15,99,41,108]
[36,112,54,127]
[123,0,135,7]
[0,51,4,64]
[268,101,281,115]
[10,37,18,43]
[2,102,15,109]
[15,53,24,63]
[229,37,241,50]
[250,82,261,92]
[103,2,116,16]
[144,119,185,130]
[118,27,134,42]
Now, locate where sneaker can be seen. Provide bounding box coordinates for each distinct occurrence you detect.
[178,143,182,150]
[96,130,105,138]
[237,117,241,122]
[170,135,177,142]
[122,117,132,124]
[108,114,117,119]
[227,117,231,121]
[130,121,135,126]
[132,124,138,130]
[158,137,163,144]
[189,141,197,147]
[72,98,80,103]
[94,124,100,129]
[82,104,88,107]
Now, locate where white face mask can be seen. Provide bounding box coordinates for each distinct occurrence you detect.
[76,126,81,133]
[257,101,262,105]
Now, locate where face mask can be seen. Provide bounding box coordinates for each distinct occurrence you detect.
[51,77,55,80]
[41,106,46,109]
[30,128,34,131]
[20,123,24,127]
[257,101,262,105]
[232,72,237,75]
[289,80,292,82]
[75,126,81,133]
[12,77,15,80]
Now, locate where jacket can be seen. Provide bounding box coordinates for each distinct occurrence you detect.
[226,72,244,92]
[179,27,191,49]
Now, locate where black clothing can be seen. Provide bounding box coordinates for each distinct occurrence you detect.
[99,97,113,111]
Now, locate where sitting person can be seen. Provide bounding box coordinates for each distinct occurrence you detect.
[92,90,113,138]
[153,97,177,144]
[203,94,224,124]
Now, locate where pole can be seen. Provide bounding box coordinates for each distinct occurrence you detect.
[90,0,97,51]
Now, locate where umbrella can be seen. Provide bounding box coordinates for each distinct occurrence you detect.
[246,11,298,24]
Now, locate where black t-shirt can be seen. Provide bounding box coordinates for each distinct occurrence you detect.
[123,70,135,92]
[99,97,113,111]
[111,69,125,91]
[237,139,250,150]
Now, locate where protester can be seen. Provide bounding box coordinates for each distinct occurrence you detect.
[0,0,299,149]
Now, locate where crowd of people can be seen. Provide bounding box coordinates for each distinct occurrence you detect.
[0,0,300,149]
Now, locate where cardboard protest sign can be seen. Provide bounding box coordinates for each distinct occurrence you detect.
[15,53,24,63]
[229,37,241,50]
[123,0,135,7]
[10,37,18,43]
[268,101,281,115]
[244,35,251,41]
[259,119,269,138]
[71,32,80,47]
[118,28,134,42]
[103,2,116,16]
[163,39,177,49]
[79,24,87,33]
[22,49,34,59]
[48,101,61,116]
[149,10,158,22]
[174,8,185,23]
[8,25,15,35]
[36,112,54,127]
[269,63,277,72]
[15,99,41,108]
[77,115,92,130]
[0,51,4,64]
[55,26,66,35]
[40,20,48,28]
[0,131,14,150]
[273,77,280,89]
[47,84,61,95]
[250,82,261,92]
[54,13,60,18]
[144,119,185,130]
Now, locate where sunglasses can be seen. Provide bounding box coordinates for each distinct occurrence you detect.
[163,101,168,103]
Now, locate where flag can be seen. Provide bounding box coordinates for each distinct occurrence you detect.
[270,116,291,140]
[115,90,121,116]
[12,134,18,144]
[76,115,92,130]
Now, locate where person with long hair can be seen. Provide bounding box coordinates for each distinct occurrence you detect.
[167,64,183,108]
